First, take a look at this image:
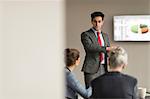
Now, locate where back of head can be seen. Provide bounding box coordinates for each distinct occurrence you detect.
[65,48,80,67]
[109,47,128,68]
[91,11,104,21]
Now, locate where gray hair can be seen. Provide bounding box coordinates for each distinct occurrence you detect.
[109,47,128,68]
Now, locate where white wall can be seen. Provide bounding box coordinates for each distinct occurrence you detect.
[0,2,3,98]
[66,0,150,92]
[0,0,65,99]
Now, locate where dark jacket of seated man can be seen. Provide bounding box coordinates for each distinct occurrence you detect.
[90,47,138,99]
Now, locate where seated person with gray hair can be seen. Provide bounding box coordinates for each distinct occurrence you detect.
[90,46,138,99]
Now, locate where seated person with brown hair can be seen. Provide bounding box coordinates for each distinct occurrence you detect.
[65,48,92,99]
[90,47,138,99]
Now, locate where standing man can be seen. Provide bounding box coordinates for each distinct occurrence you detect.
[81,11,113,88]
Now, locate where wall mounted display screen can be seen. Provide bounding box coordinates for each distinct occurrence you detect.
[114,15,150,41]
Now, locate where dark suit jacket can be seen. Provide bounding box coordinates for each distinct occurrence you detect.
[81,28,110,73]
[91,72,138,99]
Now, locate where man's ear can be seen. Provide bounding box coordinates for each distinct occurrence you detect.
[100,20,104,27]
[122,64,126,69]
[75,57,80,66]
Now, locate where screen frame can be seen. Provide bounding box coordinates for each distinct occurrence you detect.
[113,15,150,42]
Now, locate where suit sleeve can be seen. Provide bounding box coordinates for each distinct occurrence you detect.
[105,32,110,47]
[133,79,138,99]
[81,32,106,53]
[67,72,92,98]
[90,80,97,98]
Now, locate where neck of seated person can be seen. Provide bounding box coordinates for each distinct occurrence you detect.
[109,64,125,73]
[67,65,76,72]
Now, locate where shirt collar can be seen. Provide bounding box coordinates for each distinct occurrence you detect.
[91,27,103,38]
[66,67,71,72]
[91,27,97,33]
[91,27,103,34]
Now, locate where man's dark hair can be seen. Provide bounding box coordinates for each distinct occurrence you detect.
[91,11,105,21]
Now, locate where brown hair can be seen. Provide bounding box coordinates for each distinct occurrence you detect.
[65,48,80,67]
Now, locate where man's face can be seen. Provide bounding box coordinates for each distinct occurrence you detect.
[91,16,104,31]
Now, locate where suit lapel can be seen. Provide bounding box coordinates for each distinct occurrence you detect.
[101,32,110,47]
[101,32,106,46]
[89,29,97,42]
[89,29,110,47]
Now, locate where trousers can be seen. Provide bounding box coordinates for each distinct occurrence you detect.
[84,64,106,88]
